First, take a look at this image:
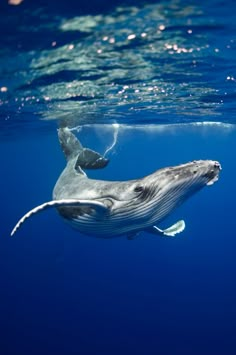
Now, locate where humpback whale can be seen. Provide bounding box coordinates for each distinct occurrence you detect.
[11,128,221,238]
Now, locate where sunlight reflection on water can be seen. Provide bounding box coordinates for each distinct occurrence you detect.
[0,0,236,130]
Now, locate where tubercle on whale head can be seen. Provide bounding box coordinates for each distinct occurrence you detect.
[147,160,221,183]
[175,160,221,186]
[185,160,221,187]
[139,160,222,206]
[205,161,221,186]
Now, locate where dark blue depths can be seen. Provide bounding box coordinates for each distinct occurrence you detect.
[1,128,236,355]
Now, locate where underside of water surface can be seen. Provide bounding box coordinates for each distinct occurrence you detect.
[0,0,236,136]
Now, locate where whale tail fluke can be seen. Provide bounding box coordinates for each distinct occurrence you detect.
[58,127,109,169]
[58,127,83,161]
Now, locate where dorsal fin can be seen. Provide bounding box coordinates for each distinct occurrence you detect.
[11,199,109,236]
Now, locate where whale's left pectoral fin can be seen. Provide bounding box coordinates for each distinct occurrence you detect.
[10,199,109,237]
[147,220,185,237]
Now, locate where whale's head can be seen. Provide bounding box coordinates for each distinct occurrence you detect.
[106,160,221,231]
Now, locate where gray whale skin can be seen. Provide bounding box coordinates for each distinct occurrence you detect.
[11,128,221,239]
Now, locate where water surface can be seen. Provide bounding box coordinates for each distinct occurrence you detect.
[1,1,236,354]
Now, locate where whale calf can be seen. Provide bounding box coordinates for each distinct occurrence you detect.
[11,128,221,238]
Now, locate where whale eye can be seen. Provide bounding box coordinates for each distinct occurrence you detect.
[134,185,144,193]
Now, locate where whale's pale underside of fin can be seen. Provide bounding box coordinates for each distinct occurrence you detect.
[147,220,186,237]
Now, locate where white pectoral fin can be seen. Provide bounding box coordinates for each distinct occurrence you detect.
[148,220,186,237]
[10,199,109,236]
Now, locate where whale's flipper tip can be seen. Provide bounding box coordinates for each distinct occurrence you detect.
[162,219,185,237]
[147,220,185,237]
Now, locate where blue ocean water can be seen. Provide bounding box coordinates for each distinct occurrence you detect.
[1,0,236,354]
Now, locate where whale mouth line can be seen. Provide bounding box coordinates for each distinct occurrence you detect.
[207,174,219,186]
[206,161,221,186]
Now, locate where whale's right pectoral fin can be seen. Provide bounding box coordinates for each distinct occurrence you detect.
[10,199,109,237]
[147,220,185,237]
